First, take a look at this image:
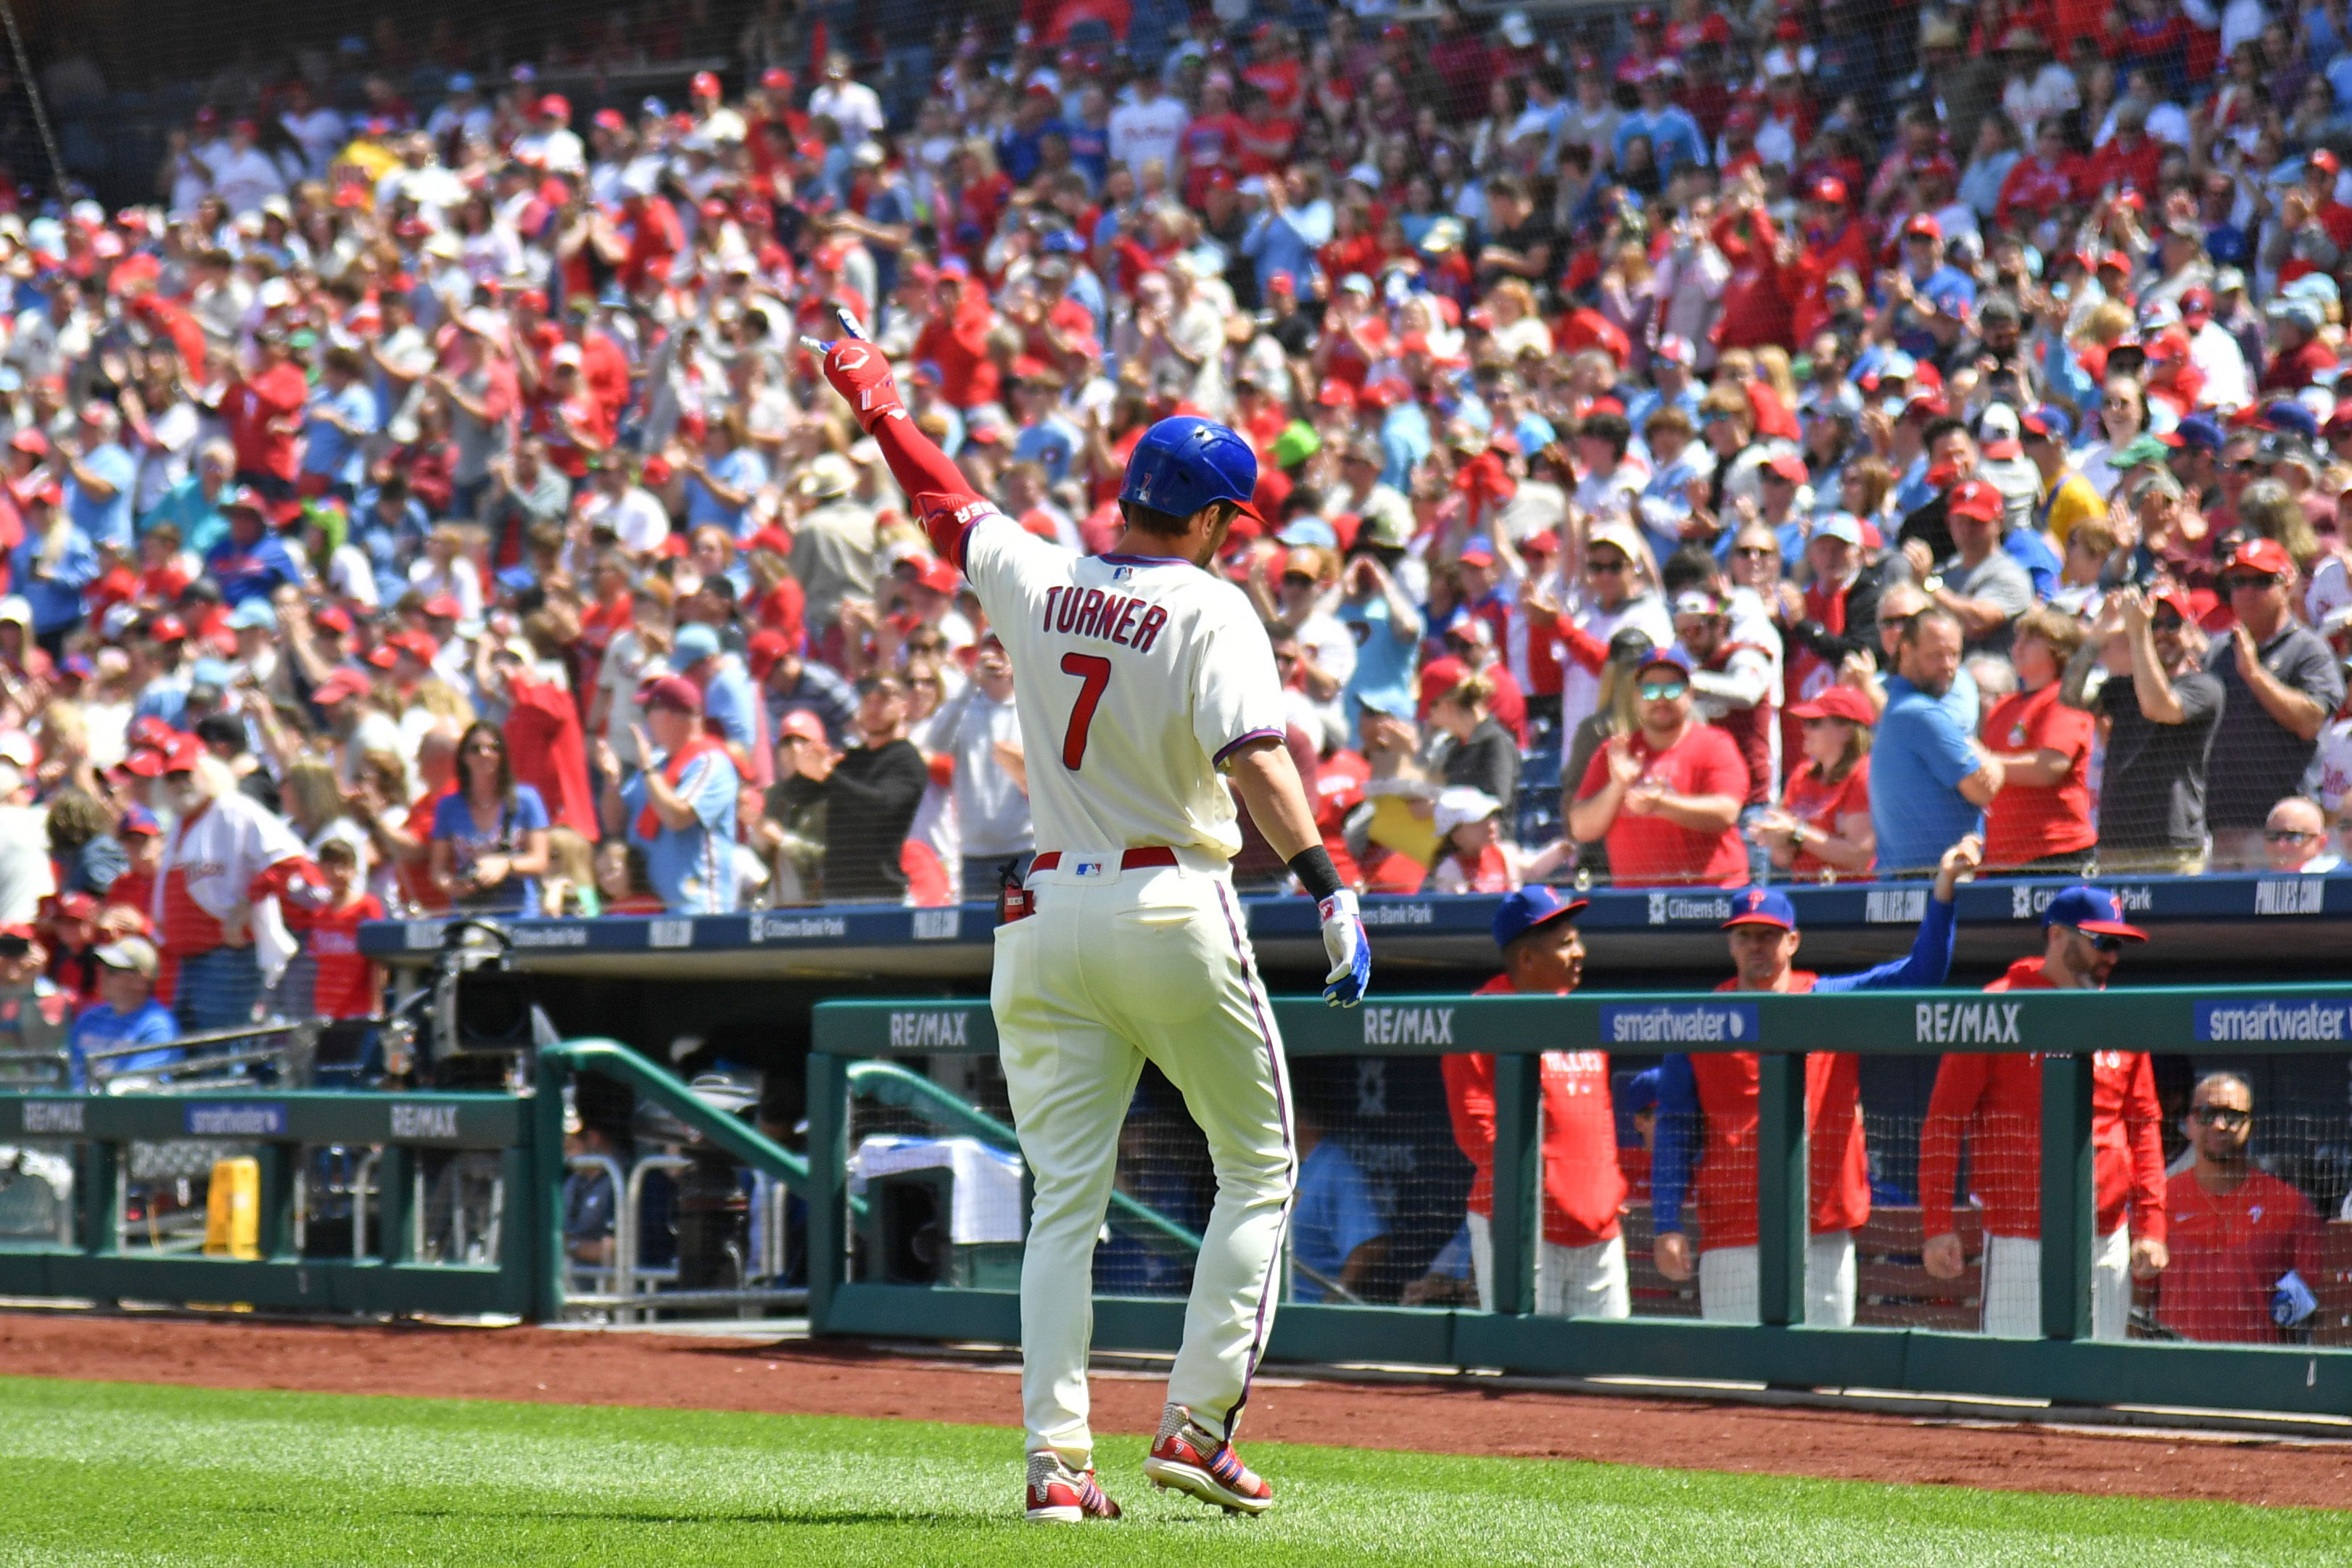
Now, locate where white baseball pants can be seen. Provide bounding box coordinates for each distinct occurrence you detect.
[1980,1229,2132,1340]
[1465,1212,1631,1319]
[1696,1231,1858,1326]
[992,856,1295,1472]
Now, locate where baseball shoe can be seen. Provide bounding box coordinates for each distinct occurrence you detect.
[1025,1451,1122,1524]
[1142,1403,1273,1515]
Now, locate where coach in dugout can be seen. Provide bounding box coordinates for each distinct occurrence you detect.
[1441,886,1628,1320]
[2153,1072,2324,1344]
[1651,835,1982,1325]
[1918,887,2169,1340]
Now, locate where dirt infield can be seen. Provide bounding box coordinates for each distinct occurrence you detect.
[0,1312,2345,1509]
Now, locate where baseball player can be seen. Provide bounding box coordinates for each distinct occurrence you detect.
[1651,835,1979,1325]
[817,325,1371,1524]
[1917,886,2168,1339]
[1442,886,1630,1319]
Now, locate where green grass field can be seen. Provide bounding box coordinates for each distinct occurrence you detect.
[0,1376,2340,1566]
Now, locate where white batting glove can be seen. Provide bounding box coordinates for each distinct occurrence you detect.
[1319,889,1370,1008]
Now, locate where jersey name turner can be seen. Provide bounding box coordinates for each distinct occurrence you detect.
[966,524,1288,863]
[1042,585,1171,653]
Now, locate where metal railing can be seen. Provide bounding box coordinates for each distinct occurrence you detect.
[0,1037,815,1323]
[808,989,2352,1419]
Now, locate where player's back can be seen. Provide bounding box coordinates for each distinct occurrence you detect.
[966,524,1284,862]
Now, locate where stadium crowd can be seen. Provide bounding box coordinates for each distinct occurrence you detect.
[1,3,2351,1086]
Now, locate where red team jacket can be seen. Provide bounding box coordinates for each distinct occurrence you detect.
[1678,974,1870,1250]
[1917,957,2168,1245]
[2155,1168,2322,1344]
[1440,974,1626,1248]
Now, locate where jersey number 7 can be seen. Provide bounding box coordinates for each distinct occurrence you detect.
[1059,653,1111,769]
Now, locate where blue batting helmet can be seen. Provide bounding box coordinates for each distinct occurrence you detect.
[1118,416,1263,523]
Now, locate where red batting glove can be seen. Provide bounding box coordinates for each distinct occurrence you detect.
[822,342,907,434]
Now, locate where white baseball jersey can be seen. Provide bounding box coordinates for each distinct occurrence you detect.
[963,520,1288,861]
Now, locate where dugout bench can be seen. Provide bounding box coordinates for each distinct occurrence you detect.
[808,985,2352,1419]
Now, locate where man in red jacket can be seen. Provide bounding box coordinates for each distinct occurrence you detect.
[1786,176,1873,347]
[1918,886,2169,1339]
[1651,836,1979,1324]
[2155,1070,2324,1344]
[1441,886,1629,1319]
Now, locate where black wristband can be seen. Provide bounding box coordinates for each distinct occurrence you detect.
[1287,845,1345,902]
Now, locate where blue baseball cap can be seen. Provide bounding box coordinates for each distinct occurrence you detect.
[1492,885,1590,949]
[1120,416,1263,524]
[2020,404,2071,444]
[2161,413,2224,453]
[1623,1066,1661,1112]
[1635,649,1693,681]
[2041,886,2147,940]
[672,623,722,664]
[2261,399,2322,441]
[1722,885,1797,931]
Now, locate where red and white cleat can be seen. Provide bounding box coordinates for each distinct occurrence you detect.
[1025,1452,1123,1524]
[1142,1404,1274,1515]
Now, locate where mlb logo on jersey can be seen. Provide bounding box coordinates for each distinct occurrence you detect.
[1071,858,1110,879]
[1113,564,1134,582]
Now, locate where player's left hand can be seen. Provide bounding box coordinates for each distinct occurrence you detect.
[1319,888,1370,1008]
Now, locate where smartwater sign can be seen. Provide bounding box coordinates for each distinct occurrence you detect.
[2196,999,2352,1042]
[1598,1002,1759,1046]
[184,1102,287,1136]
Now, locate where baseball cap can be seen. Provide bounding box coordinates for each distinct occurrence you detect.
[914,557,962,595]
[381,629,436,665]
[421,594,465,620]
[775,709,828,746]
[1636,649,1693,681]
[1491,885,1590,950]
[1902,214,1942,242]
[2042,886,2147,940]
[228,599,278,632]
[1812,176,1849,207]
[312,668,372,706]
[2161,413,2226,453]
[2019,405,2072,444]
[1764,451,1808,484]
[1653,334,1695,367]
[1947,479,2004,521]
[157,734,206,775]
[1788,686,1877,725]
[1976,404,2022,460]
[673,623,722,664]
[2224,537,2295,579]
[1671,588,1726,620]
[1316,376,1358,408]
[2261,399,2322,441]
[94,935,158,978]
[117,804,161,838]
[1586,521,1646,562]
[1813,513,1867,548]
[1722,886,1799,931]
[1457,535,1496,568]
[1433,786,1503,838]
[638,674,704,714]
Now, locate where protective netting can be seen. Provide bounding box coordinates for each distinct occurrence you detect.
[836,1046,2352,1348]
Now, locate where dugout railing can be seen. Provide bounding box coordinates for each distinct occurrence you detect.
[808,987,2352,1419]
[0,1038,814,1322]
